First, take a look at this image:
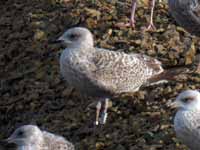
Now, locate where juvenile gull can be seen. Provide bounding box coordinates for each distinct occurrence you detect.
[58,27,191,125]
[5,125,75,150]
[117,0,156,30]
[169,90,200,150]
[168,0,200,36]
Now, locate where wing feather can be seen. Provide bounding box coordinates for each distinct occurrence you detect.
[89,49,163,93]
[42,131,74,150]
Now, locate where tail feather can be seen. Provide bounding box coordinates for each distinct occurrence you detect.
[147,64,196,85]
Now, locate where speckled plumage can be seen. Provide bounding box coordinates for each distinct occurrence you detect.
[168,0,200,36]
[172,90,200,150]
[59,28,164,98]
[59,27,190,124]
[6,125,74,150]
[41,131,74,150]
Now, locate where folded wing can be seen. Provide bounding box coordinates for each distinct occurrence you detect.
[89,49,164,94]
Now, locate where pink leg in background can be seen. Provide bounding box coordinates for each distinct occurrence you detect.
[116,0,137,28]
[144,0,156,31]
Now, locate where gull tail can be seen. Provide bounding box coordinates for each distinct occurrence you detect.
[147,64,197,85]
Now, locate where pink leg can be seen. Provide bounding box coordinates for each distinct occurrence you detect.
[130,0,137,28]
[116,0,137,28]
[144,0,156,31]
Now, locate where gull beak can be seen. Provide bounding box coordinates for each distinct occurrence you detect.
[4,137,12,143]
[57,36,72,44]
[5,137,15,143]
[48,36,64,44]
[57,36,64,42]
[167,100,182,109]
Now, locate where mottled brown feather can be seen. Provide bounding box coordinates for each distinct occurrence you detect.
[42,131,74,150]
[90,49,163,94]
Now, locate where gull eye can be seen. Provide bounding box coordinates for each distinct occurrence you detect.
[17,131,24,137]
[69,33,79,40]
[182,97,193,103]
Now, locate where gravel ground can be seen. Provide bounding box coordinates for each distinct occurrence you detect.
[0,0,200,149]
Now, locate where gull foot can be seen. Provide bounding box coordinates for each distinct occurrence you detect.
[143,23,156,31]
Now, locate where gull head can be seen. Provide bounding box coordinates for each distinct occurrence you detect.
[170,90,200,111]
[6,125,43,146]
[57,27,94,48]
